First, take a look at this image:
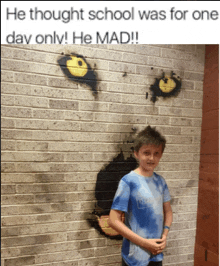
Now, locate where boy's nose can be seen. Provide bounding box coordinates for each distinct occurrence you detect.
[149,154,154,160]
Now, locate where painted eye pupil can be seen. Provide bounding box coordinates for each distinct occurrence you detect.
[78,60,82,66]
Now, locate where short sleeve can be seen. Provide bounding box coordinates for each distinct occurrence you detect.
[163,179,171,203]
[111,179,130,213]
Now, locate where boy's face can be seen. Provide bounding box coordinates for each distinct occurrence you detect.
[134,144,163,175]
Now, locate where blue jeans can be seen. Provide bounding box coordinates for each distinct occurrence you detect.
[122,258,162,266]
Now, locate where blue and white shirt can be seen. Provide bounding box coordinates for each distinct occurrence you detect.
[111,171,171,266]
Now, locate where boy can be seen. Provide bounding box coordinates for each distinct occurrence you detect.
[108,126,173,266]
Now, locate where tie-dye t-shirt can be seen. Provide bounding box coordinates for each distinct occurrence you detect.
[111,171,171,266]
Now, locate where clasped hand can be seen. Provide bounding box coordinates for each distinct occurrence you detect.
[144,234,167,255]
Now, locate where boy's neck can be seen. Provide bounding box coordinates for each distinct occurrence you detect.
[134,167,154,177]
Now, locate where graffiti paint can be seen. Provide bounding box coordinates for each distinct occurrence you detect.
[150,71,181,102]
[58,53,97,95]
[88,150,137,238]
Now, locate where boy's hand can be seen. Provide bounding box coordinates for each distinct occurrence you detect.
[160,234,167,250]
[143,238,164,255]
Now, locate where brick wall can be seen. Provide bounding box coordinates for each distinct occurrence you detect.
[1,44,205,266]
[194,45,219,266]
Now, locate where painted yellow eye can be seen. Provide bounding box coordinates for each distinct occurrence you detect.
[159,76,176,93]
[66,55,88,77]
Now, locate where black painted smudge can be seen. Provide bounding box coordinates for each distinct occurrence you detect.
[88,150,138,239]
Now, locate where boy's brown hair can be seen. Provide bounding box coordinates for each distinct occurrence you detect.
[134,126,166,153]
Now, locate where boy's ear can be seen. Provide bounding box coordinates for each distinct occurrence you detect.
[134,151,139,160]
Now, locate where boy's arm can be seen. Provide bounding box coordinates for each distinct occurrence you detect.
[162,201,173,237]
[108,209,164,255]
[159,201,173,251]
